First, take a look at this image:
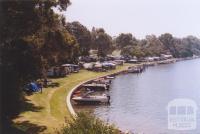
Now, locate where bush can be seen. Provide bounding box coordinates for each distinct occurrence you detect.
[56,112,121,134]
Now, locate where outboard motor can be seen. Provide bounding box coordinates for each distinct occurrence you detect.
[106,84,110,89]
[108,79,112,84]
[107,95,111,104]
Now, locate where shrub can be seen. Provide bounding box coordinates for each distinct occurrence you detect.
[56,112,121,134]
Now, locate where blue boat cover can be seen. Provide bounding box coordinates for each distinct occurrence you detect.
[26,82,40,92]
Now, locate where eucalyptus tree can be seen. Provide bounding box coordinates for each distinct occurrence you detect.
[91,28,112,57]
[0,1,78,131]
[66,21,92,56]
[159,33,179,57]
[144,35,166,56]
[115,33,135,49]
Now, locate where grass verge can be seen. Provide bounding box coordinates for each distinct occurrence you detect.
[13,64,132,133]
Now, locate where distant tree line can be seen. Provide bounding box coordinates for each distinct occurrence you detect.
[66,24,200,59]
[1,0,200,133]
[115,33,200,58]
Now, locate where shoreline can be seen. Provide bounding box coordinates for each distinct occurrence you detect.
[66,57,200,132]
[66,58,178,117]
[13,64,132,133]
[66,68,129,117]
[12,57,199,133]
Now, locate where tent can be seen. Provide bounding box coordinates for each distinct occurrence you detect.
[25,82,41,92]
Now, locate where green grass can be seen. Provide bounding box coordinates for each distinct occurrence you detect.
[13,64,132,133]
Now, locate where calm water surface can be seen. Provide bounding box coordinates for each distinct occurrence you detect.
[76,59,200,134]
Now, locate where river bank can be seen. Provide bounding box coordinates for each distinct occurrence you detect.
[12,64,133,134]
[68,57,200,133]
[91,58,200,134]
[12,56,199,133]
[68,58,178,115]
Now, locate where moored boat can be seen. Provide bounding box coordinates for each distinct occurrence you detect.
[128,66,144,73]
[83,83,109,91]
[72,91,110,104]
[106,76,115,79]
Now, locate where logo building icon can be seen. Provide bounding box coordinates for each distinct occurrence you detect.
[167,98,197,130]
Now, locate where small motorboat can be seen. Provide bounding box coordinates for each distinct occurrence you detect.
[128,66,144,73]
[72,91,110,104]
[106,76,115,79]
[128,68,140,73]
[83,83,108,91]
[93,78,111,85]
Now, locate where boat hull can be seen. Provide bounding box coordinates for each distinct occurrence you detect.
[72,96,110,104]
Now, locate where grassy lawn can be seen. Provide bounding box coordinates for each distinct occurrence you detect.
[13,64,132,134]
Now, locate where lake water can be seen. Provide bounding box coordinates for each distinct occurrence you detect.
[73,59,200,133]
[92,59,200,134]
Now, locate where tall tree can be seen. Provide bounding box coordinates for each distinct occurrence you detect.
[144,35,166,56]
[176,36,200,57]
[0,1,78,132]
[66,21,91,56]
[91,28,112,57]
[159,33,179,57]
[115,33,136,49]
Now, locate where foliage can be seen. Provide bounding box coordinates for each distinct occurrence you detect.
[142,35,166,56]
[91,28,112,57]
[159,33,179,57]
[0,0,78,131]
[56,113,120,134]
[115,33,137,49]
[66,21,92,56]
[1,0,200,133]
[177,36,200,57]
[116,33,200,58]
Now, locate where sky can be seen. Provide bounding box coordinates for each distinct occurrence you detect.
[64,0,200,38]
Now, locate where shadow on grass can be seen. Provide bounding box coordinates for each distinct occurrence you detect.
[14,121,47,134]
[3,120,47,134]
[14,98,46,134]
[2,123,26,134]
[20,98,44,113]
[2,97,46,134]
[47,82,60,88]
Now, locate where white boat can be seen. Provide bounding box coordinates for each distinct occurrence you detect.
[128,66,144,73]
[128,68,141,73]
[93,78,111,84]
[83,83,108,90]
[106,76,115,79]
[72,91,110,104]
